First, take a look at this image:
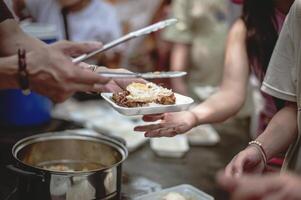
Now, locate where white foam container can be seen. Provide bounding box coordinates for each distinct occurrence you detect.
[186,125,220,146]
[150,135,189,158]
[101,93,194,116]
[134,184,214,200]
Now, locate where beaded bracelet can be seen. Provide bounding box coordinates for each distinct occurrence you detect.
[18,49,31,95]
[249,140,267,167]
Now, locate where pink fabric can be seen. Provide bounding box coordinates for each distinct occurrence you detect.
[252,9,286,135]
[231,0,244,4]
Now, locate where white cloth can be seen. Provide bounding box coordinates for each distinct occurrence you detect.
[261,1,300,103]
[25,0,122,43]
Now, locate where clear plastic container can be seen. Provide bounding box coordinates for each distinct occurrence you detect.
[134,184,214,200]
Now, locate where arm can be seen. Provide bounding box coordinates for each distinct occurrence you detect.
[224,103,297,177]
[257,103,297,160]
[0,19,46,56]
[190,19,250,123]
[0,55,18,89]
[134,19,251,137]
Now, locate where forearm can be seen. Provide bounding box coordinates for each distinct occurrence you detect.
[0,55,19,89]
[257,103,298,159]
[189,19,250,125]
[0,19,46,56]
[190,89,245,125]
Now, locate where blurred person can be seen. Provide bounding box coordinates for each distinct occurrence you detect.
[0,5,138,103]
[135,0,294,169]
[218,172,301,200]
[13,0,122,43]
[163,0,228,95]
[222,0,301,178]
[12,0,123,66]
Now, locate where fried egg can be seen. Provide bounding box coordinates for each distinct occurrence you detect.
[126,82,173,103]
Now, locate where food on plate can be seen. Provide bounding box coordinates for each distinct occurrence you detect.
[162,192,187,200]
[112,82,176,107]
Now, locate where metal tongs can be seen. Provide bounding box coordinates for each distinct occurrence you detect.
[97,71,187,79]
[72,18,178,63]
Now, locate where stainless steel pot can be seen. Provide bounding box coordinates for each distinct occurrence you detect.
[8,131,128,200]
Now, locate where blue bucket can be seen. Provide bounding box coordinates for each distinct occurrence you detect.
[0,23,58,126]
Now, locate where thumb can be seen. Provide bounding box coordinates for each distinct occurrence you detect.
[52,40,102,57]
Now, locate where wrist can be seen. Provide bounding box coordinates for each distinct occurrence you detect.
[187,110,200,128]
[248,140,268,167]
[0,55,19,89]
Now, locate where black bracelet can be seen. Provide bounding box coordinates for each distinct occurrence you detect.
[18,49,31,95]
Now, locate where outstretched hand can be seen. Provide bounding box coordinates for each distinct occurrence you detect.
[134,111,198,137]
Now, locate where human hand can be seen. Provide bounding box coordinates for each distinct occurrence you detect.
[134,111,198,137]
[91,67,146,92]
[217,172,301,200]
[224,146,265,178]
[27,41,110,102]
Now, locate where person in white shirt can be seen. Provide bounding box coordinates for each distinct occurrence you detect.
[15,0,122,44]
[218,0,301,199]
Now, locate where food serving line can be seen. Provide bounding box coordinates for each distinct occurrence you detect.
[0,19,249,200]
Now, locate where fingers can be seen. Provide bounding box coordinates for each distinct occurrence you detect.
[72,68,111,85]
[143,114,165,122]
[134,123,165,132]
[102,80,123,92]
[224,157,238,178]
[224,152,250,178]
[53,40,102,57]
[232,183,270,200]
[216,171,239,193]
[145,126,178,137]
[134,123,182,137]
[231,155,247,177]
[113,78,147,90]
[231,176,281,200]
[263,191,287,200]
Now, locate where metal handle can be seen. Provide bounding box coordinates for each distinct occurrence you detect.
[72,18,177,63]
[7,165,45,181]
[97,71,140,78]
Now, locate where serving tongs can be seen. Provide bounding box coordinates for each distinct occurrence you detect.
[72,18,178,64]
[97,71,187,79]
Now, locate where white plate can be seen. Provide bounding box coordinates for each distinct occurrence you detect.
[134,184,214,200]
[101,93,194,116]
[150,135,189,158]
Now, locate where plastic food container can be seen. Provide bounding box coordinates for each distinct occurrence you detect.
[186,125,220,146]
[101,93,194,116]
[150,135,189,158]
[134,184,214,200]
